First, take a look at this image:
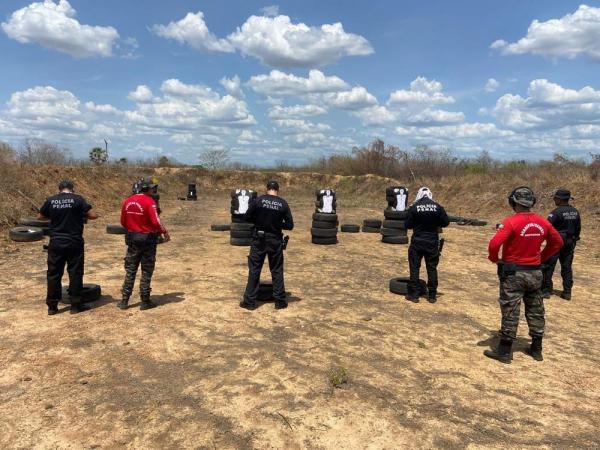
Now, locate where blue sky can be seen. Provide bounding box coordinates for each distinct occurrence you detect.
[1,1,600,164]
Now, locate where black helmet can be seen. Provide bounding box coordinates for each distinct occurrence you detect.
[508,186,536,208]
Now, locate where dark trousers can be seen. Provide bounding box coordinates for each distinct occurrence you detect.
[499,270,544,341]
[46,242,84,306]
[408,239,440,297]
[122,239,157,299]
[543,240,575,293]
[243,235,285,305]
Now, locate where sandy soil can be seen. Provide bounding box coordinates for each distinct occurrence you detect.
[1,194,599,449]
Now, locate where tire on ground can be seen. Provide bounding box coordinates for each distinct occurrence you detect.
[363,219,382,228]
[362,226,381,233]
[471,219,488,226]
[382,219,406,229]
[42,227,51,236]
[311,236,337,245]
[9,227,44,242]
[312,213,338,222]
[340,224,360,233]
[230,222,255,231]
[382,235,409,244]
[19,218,50,227]
[384,209,408,220]
[211,224,231,231]
[231,215,248,223]
[106,224,127,235]
[61,283,102,304]
[311,220,338,229]
[389,277,427,295]
[380,227,407,237]
[230,237,252,246]
[311,228,337,238]
[230,229,253,238]
[258,282,274,301]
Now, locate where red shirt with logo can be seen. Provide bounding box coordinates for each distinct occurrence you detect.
[488,212,563,266]
[120,193,166,234]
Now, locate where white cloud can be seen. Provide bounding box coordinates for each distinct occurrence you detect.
[227,15,373,67]
[352,105,397,125]
[485,78,500,93]
[405,108,465,126]
[237,129,264,145]
[388,77,454,106]
[85,102,121,115]
[491,5,600,60]
[127,85,154,103]
[268,104,328,119]
[220,75,245,98]
[322,86,378,110]
[152,11,234,53]
[492,79,600,130]
[1,0,119,58]
[260,5,280,17]
[248,69,349,96]
[396,123,513,139]
[272,119,330,134]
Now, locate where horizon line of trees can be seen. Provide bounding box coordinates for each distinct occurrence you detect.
[1,138,599,181]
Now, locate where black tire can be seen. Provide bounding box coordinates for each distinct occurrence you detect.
[230,237,252,246]
[19,218,50,227]
[456,219,471,226]
[340,224,360,233]
[258,282,274,301]
[311,228,337,238]
[380,227,407,237]
[389,277,427,296]
[230,229,253,238]
[312,220,338,229]
[382,219,406,229]
[382,235,409,244]
[311,236,337,245]
[106,224,127,235]
[230,222,255,231]
[211,224,231,231]
[363,219,382,228]
[42,227,51,236]
[231,215,248,224]
[312,213,338,222]
[447,215,462,223]
[471,219,488,226]
[384,209,408,220]
[61,283,102,304]
[9,227,44,242]
[362,226,381,233]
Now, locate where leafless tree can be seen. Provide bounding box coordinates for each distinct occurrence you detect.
[18,138,72,165]
[199,149,230,170]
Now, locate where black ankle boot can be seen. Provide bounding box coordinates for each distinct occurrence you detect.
[560,290,571,301]
[526,336,543,361]
[140,295,157,310]
[117,297,129,310]
[484,339,513,364]
[47,302,59,316]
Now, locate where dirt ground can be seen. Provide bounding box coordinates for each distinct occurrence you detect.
[0,194,599,450]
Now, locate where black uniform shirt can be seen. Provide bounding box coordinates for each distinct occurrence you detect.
[40,192,92,244]
[548,205,581,240]
[405,197,450,241]
[245,194,294,236]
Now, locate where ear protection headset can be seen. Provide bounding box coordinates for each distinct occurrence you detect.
[508,186,536,208]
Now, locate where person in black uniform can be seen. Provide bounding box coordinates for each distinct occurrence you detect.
[405,187,450,303]
[240,181,294,310]
[542,189,581,300]
[38,180,99,315]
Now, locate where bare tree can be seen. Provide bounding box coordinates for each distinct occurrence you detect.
[199,149,230,170]
[18,138,72,165]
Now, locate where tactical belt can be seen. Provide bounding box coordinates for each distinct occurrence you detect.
[514,265,541,271]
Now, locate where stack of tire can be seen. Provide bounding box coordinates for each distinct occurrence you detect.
[8,217,50,243]
[312,212,338,245]
[230,189,257,246]
[362,219,381,233]
[381,186,409,245]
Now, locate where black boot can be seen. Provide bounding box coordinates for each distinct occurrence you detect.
[541,290,551,299]
[117,296,129,310]
[140,294,157,310]
[274,301,288,310]
[560,290,571,301]
[484,339,513,364]
[427,293,437,304]
[47,302,59,316]
[526,336,543,361]
[239,300,258,310]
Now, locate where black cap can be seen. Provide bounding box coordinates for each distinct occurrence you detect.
[266,180,279,191]
[58,180,74,191]
[553,189,572,200]
[139,179,152,191]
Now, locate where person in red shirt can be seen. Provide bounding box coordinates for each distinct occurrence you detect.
[485,186,563,364]
[118,179,170,310]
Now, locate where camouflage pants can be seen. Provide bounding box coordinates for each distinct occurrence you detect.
[498,270,545,341]
[121,241,157,299]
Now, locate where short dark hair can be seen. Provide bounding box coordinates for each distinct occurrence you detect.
[58,180,74,191]
[266,180,279,191]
